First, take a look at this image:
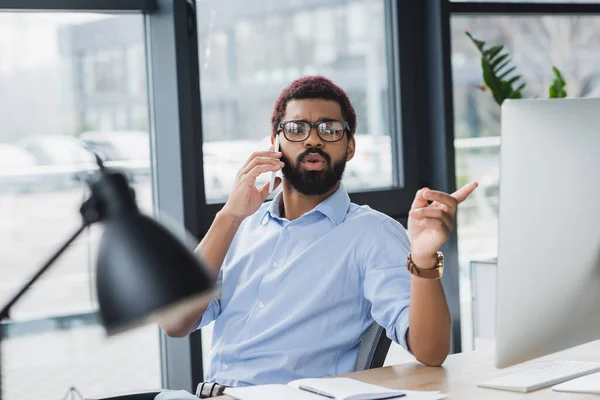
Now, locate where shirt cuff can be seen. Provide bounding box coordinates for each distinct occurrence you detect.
[197,298,221,330]
[395,307,412,355]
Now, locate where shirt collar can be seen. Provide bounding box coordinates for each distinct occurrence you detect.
[313,182,350,226]
[260,182,350,226]
[259,191,284,225]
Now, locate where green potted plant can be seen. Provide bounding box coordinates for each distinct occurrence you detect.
[465,31,567,104]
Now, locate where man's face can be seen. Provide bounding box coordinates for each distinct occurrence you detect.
[274,99,356,196]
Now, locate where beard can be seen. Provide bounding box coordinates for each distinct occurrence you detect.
[281,147,347,196]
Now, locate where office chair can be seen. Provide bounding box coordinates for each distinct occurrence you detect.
[354,322,391,371]
[87,323,391,399]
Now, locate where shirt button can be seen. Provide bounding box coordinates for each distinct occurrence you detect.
[221,365,228,371]
[272,261,279,268]
[288,226,294,231]
[258,302,265,309]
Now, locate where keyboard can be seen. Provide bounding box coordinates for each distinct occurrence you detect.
[478,361,600,393]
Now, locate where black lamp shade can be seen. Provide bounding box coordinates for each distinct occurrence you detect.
[96,213,215,335]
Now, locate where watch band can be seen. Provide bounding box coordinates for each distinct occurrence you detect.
[407,251,444,279]
[196,381,228,398]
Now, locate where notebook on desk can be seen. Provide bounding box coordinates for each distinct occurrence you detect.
[224,377,446,400]
[552,371,600,394]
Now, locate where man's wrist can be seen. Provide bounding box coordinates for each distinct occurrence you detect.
[216,210,245,227]
[410,253,439,270]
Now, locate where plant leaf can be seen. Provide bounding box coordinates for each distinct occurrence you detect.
[510,83,527,98]
[465,31,525,106]
[549,65,567,98]
[465,32,485,51]
[494,60,512,75]
[491,54,510,71]
[506,75,522,86]
[486,45,504,60]
[498,66,517,80]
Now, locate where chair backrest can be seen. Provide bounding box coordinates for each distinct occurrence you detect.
[353,322,391,371]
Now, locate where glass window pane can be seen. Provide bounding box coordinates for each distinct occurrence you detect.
[0,12,158,400]
[197,0,397,204]
[451,14,600,352]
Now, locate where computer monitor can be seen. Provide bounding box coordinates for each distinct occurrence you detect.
[495,98,600,368]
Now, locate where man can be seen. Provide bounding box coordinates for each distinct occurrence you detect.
[159,76,477,387]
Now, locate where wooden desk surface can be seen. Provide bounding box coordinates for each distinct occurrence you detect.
[219,339,600,399]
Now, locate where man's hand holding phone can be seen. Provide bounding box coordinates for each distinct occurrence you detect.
[220,144,283,222]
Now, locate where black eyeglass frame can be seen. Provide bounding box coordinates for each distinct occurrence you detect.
[278,120,350,142]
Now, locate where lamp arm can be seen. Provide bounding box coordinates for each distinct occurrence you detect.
[0,221,89,322]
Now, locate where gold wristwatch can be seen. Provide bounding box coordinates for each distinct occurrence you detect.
[407,251,444,279]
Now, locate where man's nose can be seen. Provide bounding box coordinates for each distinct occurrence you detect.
[303,126,323,148]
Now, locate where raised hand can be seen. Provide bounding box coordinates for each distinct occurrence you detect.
[408,182,478,267]
[221,145,284,221]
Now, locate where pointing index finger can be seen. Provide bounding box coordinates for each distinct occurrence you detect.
[451,182,479,204]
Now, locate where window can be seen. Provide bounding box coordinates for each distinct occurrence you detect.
[450,12,600,351]
[197,0,397,203]
[127,44,146,97]
[0,12,158,400]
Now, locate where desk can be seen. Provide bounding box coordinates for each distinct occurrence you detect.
[219,339,600,399]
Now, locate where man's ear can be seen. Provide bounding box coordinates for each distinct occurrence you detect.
[271,135,275,146]
[346,136,356,161]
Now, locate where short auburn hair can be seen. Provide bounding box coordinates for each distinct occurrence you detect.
[271,75,357,139]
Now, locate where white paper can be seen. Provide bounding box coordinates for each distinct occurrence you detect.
[553,371,600,394]
[225,384,320,400]
[225,380,447,400]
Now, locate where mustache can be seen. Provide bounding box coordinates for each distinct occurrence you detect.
[296,147,331,165]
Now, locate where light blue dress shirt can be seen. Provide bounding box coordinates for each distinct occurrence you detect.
[198,183,412,387]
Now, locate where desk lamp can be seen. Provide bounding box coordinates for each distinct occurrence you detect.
[0,155,215,398]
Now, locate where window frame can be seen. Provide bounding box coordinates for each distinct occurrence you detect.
[396,0,464,354]
[146,0,206,393]
[0,0,156,11]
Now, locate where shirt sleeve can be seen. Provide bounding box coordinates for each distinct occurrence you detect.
[195,215,250,331]
[362,218,412,353]
[196,268,223,330]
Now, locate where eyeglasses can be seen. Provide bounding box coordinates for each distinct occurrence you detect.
[278,120,349,142]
